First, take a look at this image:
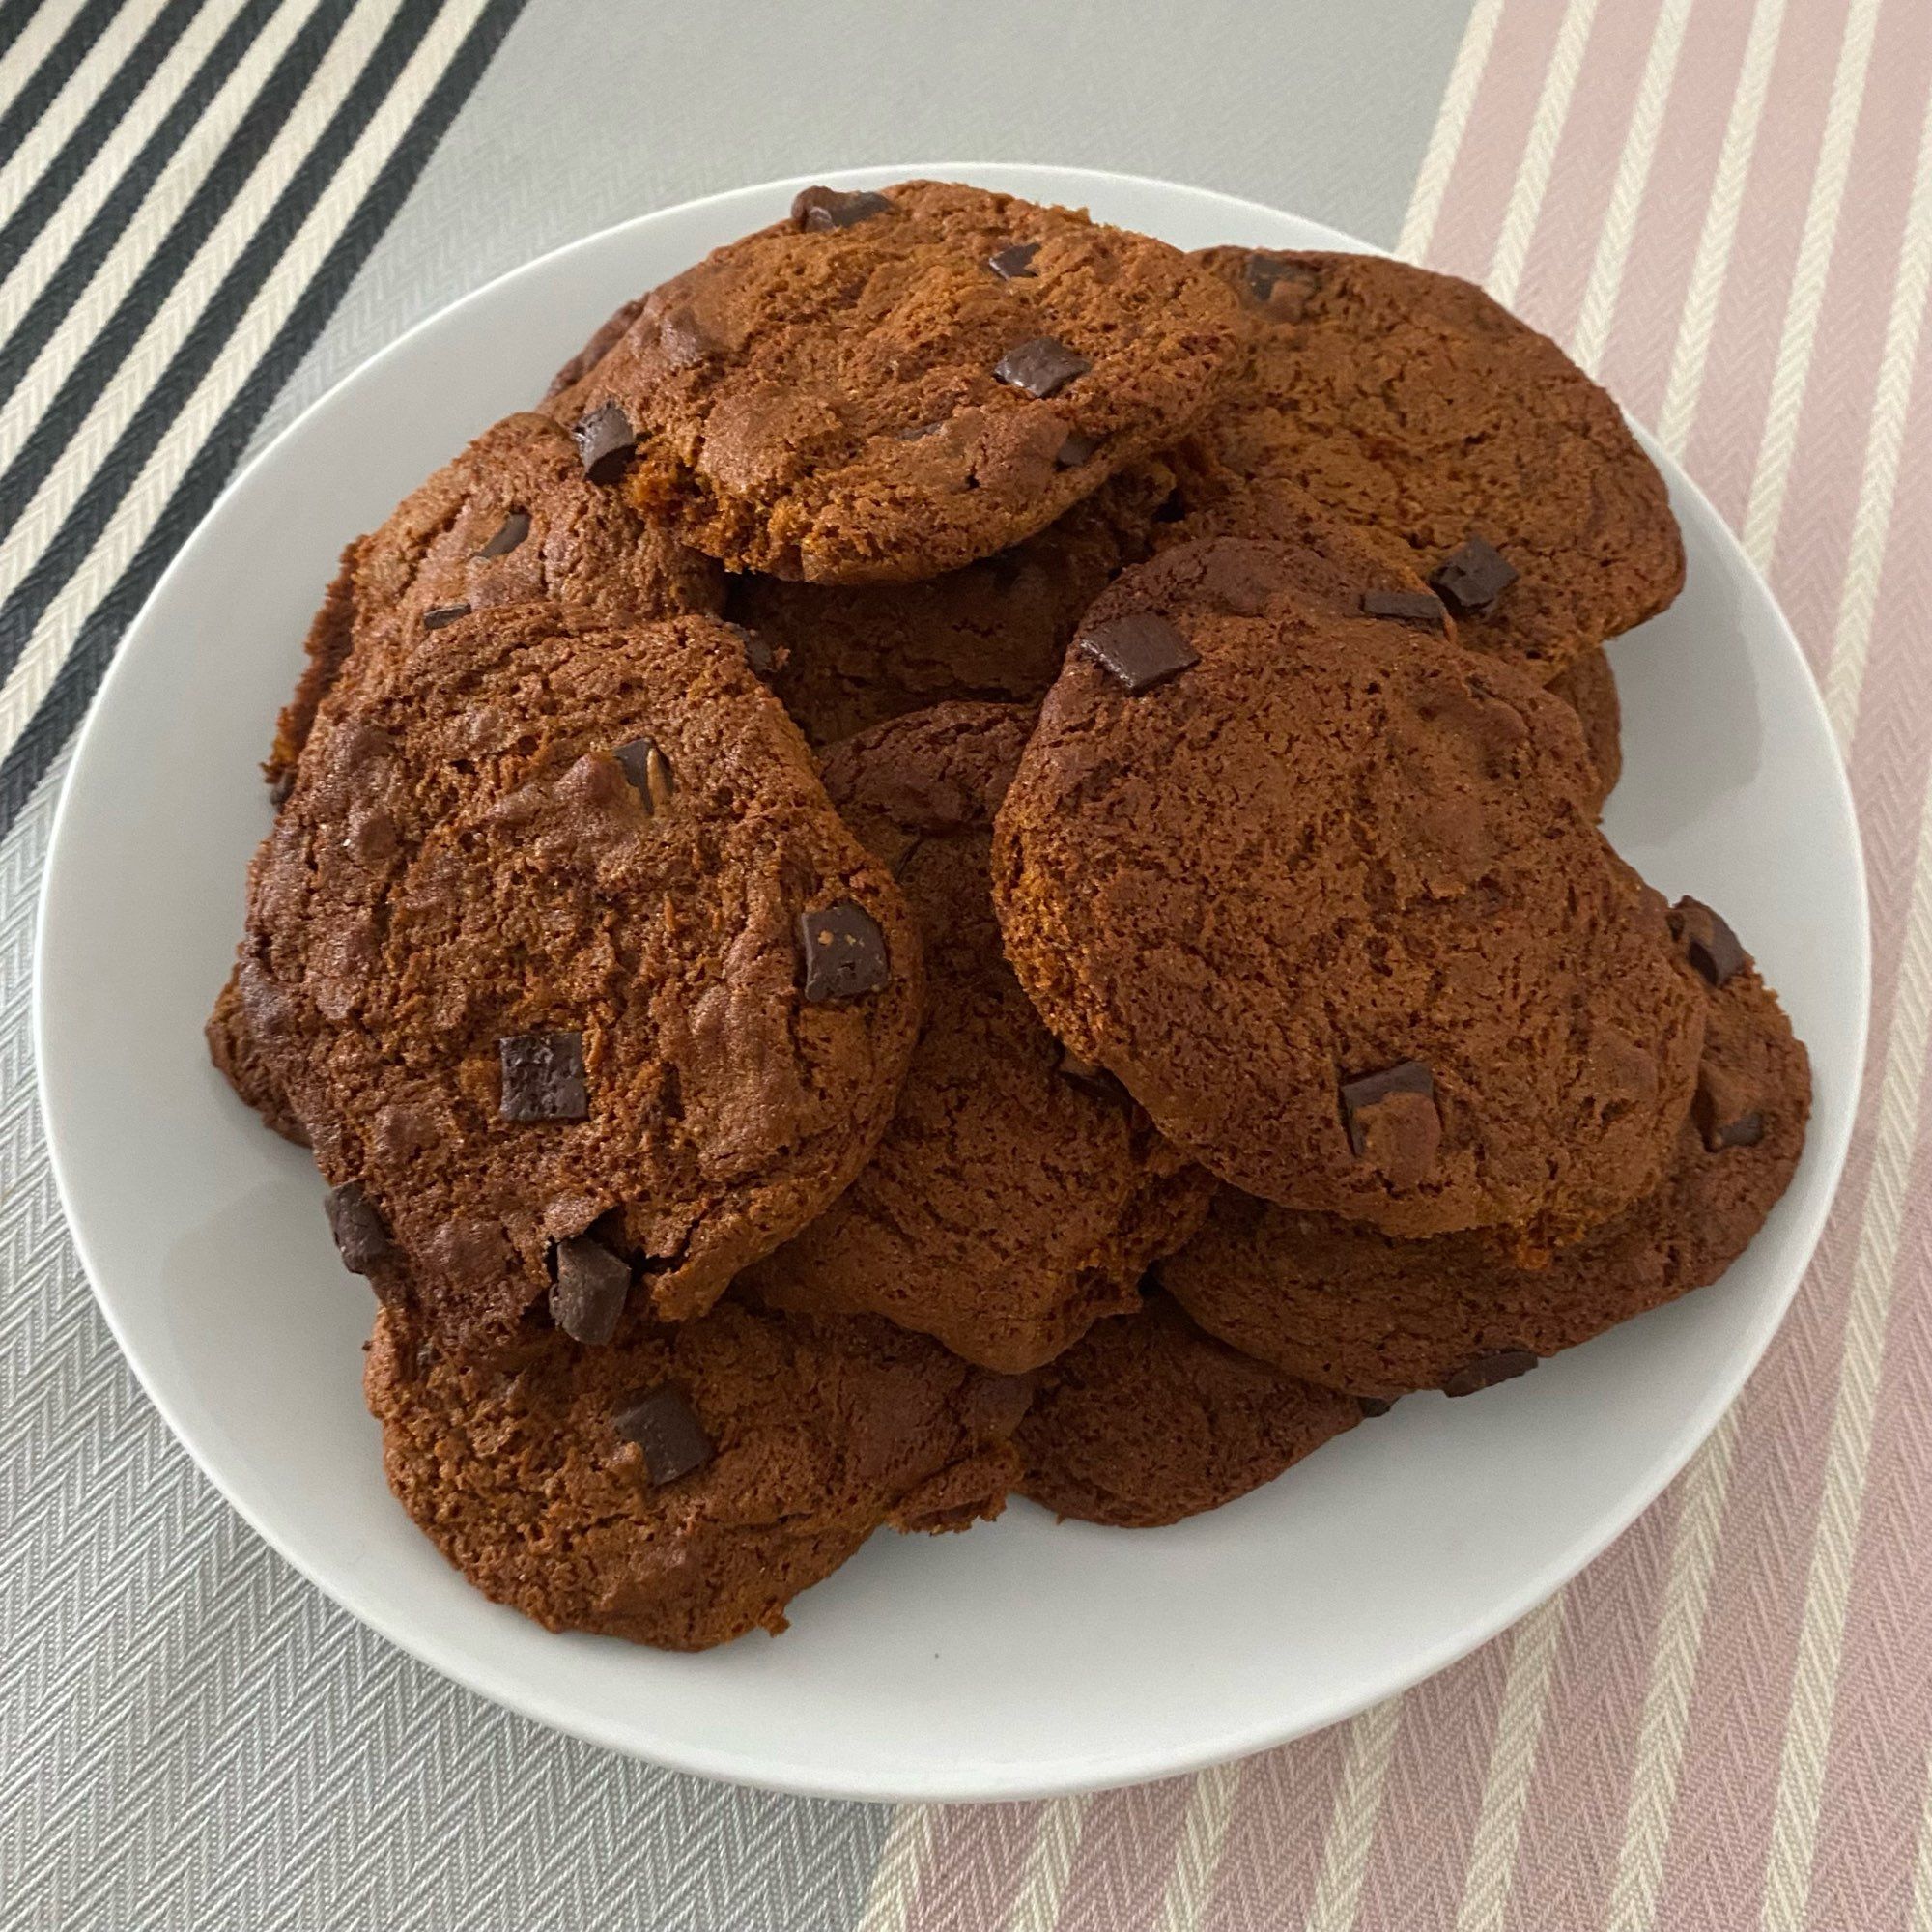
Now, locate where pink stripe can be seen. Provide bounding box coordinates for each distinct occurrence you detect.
[1680,0,1853,529]
[1423,2,1576,279]
[1790,321,1932,1932]
[1050,1777,1194,1932]
[1506,0,1665,348]
[1804,1087,1932,1932]
[1353,1643,1515,1929]
[1499,1495,1680,1930]
[1198,1723,1353,1932]
[1596,0,1762,425]
[1652,10,1932,1891]
[1763,0,1932,679]
[906,1803,1041,1931]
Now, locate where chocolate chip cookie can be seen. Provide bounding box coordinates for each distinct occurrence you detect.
[1015,1291,1363,1527]
[992,538,1706,1243]
[1548,645,1622,808]
[1162,906,1808,1398]
[238,606,923,1355]
[546,180,1244,583]
[746,703,1212,1372]
[206,968,305,1146]
[1190,247,1685,678]
[732,459,1182,749]
[366,1298,1029,1650]
[265,412,723,792]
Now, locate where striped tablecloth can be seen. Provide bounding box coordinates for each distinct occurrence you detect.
[4,2,1929,1926]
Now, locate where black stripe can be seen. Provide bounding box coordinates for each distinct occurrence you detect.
[0,0,55,67]
[0,0,355,540]
[0,0,206,289]
[0,0,121,151]
[0,0,284,394]
[0,0,530,839]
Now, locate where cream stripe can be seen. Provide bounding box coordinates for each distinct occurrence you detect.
[0,0,250,328]
[1740,0,1886,564]
[1570,0,1696,374]
[1003,1796,1089,1932]
[1604,2,1887,1909]
[1394,0,1508,263]
[1453,1596,1568,1932]
[1605,1410,1743,1932]
[850,1805,940,1932]
[0,0,87,122]
[1654,0,1789,457]
[0,0,487,763]
[1149,1760,1244,1932]
[1822,87,1932,743]
[0,0,316,449]
[1,0,373,502]
[1304,1697,1404,1932]
[0,0,155,219]
[1762,758,1932,1932]
[1486,0,1603,307]
[1762,179,1932,1910]
[1910,1747,1932,1932]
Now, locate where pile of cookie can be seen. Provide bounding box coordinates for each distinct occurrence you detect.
[211,181,1810,1651]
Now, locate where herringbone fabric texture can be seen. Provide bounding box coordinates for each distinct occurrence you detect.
[867,3,1932,1928]
[7,1,1930,1928]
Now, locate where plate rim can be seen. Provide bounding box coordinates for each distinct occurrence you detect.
[32,161,1871,1802]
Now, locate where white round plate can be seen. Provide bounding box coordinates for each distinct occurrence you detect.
[36,166,1867,1803]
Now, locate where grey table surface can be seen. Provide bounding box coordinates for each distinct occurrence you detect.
[3,4,1472,1926]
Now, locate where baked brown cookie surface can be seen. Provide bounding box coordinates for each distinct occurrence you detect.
[1548,645,1622,808]
[738,451,1441,752]
[206,968,305,1146]
[733,460,1179,749]
[1015,1291,1362,1527]
[366,1300,1028,1650]
[265,412,723,793]
[1162,912,1808,1399]
[239,607,922,1355]
[746,704,1212,1372]
[992,538,1706,1242]
[1191,248,1684,678]
[547,181,1244,583]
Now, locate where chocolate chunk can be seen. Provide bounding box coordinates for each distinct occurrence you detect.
[325,1182,391,1274]
[422,602,470,630]
[475,510,529,558]
[1360,587,1447,631]
[1077,612,1198,694]
[1340,1060,1441,1190]
[1441,1350,1539,1398]
[798,901,890,1001]
[550,1234,631,1345]
[269,770,294,809]
[1430,536,1518,615]
[1673,897,1747,987]
[657,304,712,370]
[1058,1047,1128,1104]
[993,337,1091,399]
[1358,1396,1395,1418]
[1693,1062,1765,1151]
[1242,252,1320,310]
[499,1031,587,1122]
[614,737,675,813]
[987,242,1040,280]
[572,402,635,484]
[791,185,893,231]
[1056,430,1100,469]
[613,1384,714,1485]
